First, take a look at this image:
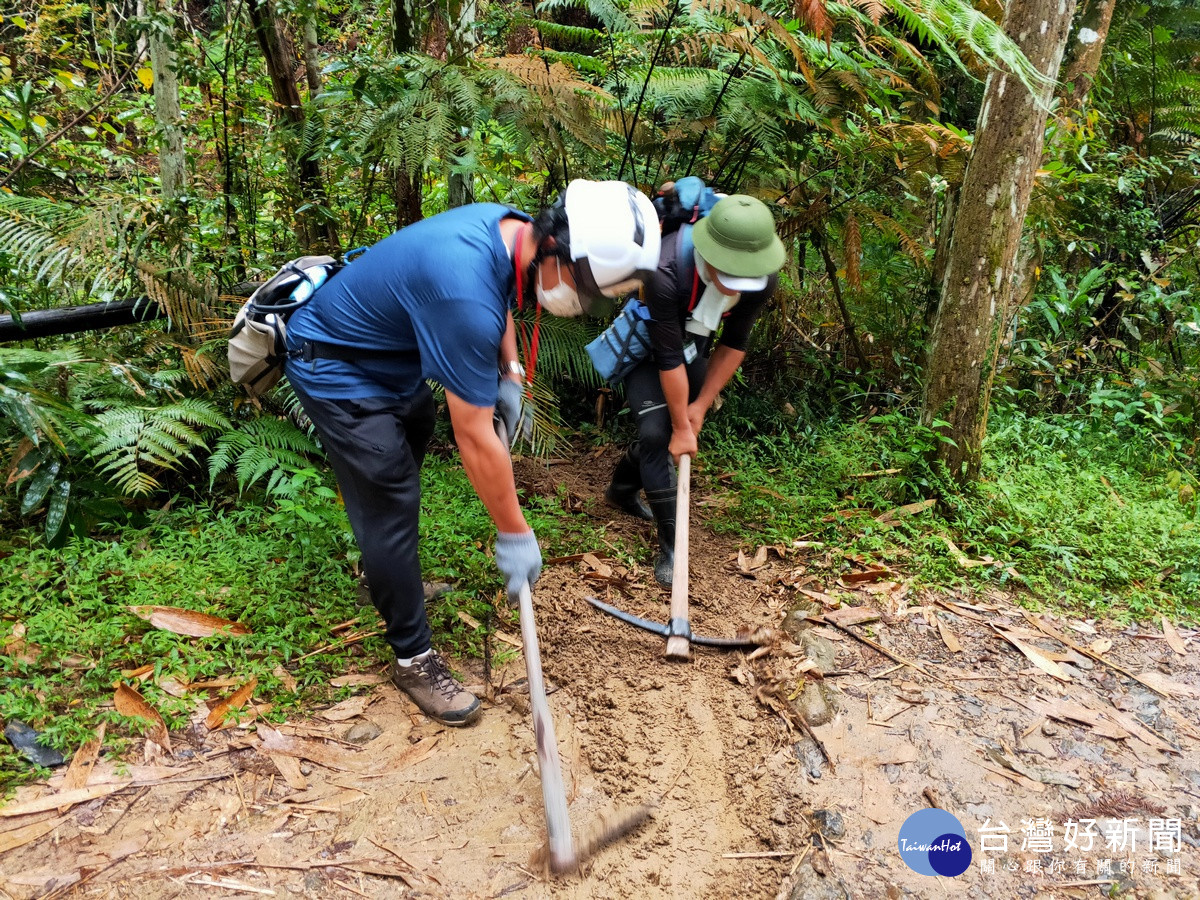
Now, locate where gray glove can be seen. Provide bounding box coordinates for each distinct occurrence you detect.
[494,377,524,448]
[495,530,542,597]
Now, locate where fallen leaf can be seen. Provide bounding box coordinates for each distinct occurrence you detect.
[205,678,258,730]
[0,815,67,854]
[991,627,1071,682]
[1089,638,1113,655]
[846,469,900,479]
[1133,670,1198,698]
[120,663,154,680]
[267,753,307,790]
[1030,698,1130,741]
[822,606,880,627]
[935,614,963,653]
[315,696,372,722]
[273,665,298,692]
[255,724,362,772]
[798,587,841,608]
[330,674,388,687]
[0,783,125,817]
[581,553,613,578]
[875,498,935,527]
[842,568,891,585]
[58,723,105,807]
[872,744,918,765]
[455,611,522,648]
[1162,616,1187,656]
[156,676,188,698]
[113,682,171,752]
[985,747,1081,788]
[129,605,250,638]
[750,545,769,570]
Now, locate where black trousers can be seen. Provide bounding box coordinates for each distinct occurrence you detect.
[621,352,709,495]
[290,380,437,659]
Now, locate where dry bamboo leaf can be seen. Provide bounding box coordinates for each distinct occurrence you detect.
[113,682,171,752]
[822,606,880,627]
[204,678,258,730]
[0,783,125,817]
[58,723,105,807]
[751,545,769,570]
[129,605,250,638]
[1089,637,1113,655]
[874,498,935,526]
[842,567,891,585]
[267,753,307,791]
[985,748,1081,788]
[991,627,1071,682]
[581,553,613,578]
[255,724,362,772]
[935,614,963,653]
[315,696,371,722]
[330,674,387,687]
[1030,698,1130,741]
[798,587,841,608]
[1161,616,1187,656]
[0,815,67,853]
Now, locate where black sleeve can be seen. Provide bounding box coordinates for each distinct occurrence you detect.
[716,272,777,352]
[644,237,690,371]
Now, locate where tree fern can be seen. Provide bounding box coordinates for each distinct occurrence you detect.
[208,416,320,495]
[89,399,231,496]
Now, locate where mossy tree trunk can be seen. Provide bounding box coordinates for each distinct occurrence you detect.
[147,0,187,207]
[920,0,1077,482]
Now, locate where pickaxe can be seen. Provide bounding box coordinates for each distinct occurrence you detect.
[588,454,763,654]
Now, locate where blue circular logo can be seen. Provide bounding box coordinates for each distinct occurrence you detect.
[897,809,972,877]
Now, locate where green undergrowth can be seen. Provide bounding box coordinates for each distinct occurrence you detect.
[699,403,1200,622]
[0,453,602,790]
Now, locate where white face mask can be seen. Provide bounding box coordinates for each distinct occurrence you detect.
[536,258,584,317]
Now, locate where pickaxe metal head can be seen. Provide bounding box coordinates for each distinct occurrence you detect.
[586,596,764,650]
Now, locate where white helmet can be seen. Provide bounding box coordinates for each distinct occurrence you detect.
[561,180,660,311]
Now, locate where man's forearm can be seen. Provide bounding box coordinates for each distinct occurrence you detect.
[658,364,692,430]
[500,311,520,372]
[446,391,528,533]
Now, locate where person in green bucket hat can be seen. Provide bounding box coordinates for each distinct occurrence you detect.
[603,189,786,586]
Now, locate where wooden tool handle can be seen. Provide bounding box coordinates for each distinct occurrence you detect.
[517,582,576,872]
[665,454,691,660]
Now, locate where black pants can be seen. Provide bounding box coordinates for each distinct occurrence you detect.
[621,352,709,494]
[290,381,437,659]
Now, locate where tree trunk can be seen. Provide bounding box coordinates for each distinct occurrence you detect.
[301,1,323,99]
[1062,0,1117,106]
[148,0,188,205]
[247,0,339,253]
[920,0,1077,482]
[446,0,477,208]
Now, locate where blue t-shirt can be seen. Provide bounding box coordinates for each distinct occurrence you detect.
[284,203,527,407]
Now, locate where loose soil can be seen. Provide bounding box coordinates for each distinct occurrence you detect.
[2,450,1199,899]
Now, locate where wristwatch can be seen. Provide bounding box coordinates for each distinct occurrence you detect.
[502,360,526,379]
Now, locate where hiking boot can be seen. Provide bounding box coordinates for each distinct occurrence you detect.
[646,488,678,588]
[389,651,482,727]
[605,452,653,521]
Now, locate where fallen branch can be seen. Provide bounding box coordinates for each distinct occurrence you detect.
[1020,612,1168,697]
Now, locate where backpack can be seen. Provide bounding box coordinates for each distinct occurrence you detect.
[227,255,343,395]
[655,176,721,310]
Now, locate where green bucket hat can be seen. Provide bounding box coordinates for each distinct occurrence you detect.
[692,194,786,278]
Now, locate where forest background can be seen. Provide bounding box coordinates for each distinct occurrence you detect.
[0,0,1197,781]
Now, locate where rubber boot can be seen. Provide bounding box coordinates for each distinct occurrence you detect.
[605,452,653,521]
[646,488,677,587]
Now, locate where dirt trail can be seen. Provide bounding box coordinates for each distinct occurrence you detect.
[2,451,1199,899]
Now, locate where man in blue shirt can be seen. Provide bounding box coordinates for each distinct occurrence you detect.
[285,181,659,726]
